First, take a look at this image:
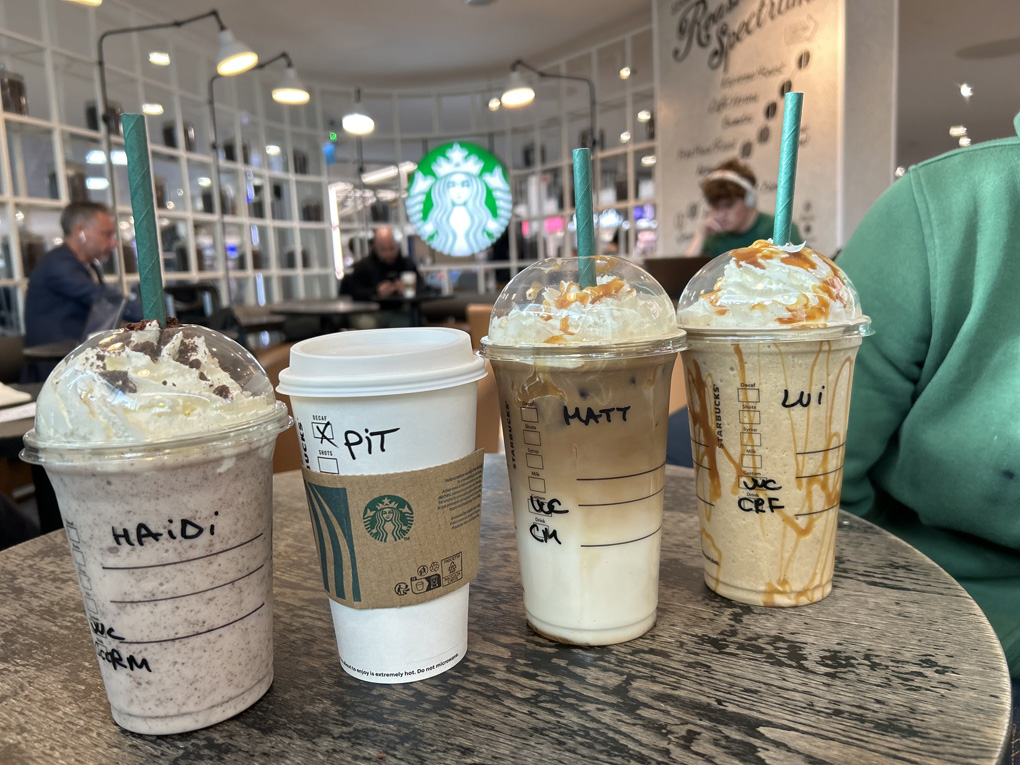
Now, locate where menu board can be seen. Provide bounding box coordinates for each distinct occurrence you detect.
[655,0,844,256]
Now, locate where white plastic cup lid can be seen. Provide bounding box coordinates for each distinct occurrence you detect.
[277,327,486,398]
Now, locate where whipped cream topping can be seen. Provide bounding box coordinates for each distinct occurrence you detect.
[677,240,863,328]
[35,321,279,446]
[487,272,679,346]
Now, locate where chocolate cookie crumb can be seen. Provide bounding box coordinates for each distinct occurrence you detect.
[198,372,209,381]
[188,358,201,370]
[99,369,137,394]
[132,341,160,362]
[212,384,230,399]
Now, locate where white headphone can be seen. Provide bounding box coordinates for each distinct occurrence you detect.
[703,169,757,207]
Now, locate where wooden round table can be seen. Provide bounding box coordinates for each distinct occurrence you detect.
[0,456,1010,763]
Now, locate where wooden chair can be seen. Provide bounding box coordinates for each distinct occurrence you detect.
[253,343,303,474]
[464,304,501,453]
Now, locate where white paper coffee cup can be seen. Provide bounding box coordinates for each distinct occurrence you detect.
[278,327,485,683]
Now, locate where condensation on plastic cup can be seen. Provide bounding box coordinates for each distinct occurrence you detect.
[278,327,485,682]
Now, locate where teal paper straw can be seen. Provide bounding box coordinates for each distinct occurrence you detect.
[572,148,596,289]
[121,113,166,325]
[773,92,804,246]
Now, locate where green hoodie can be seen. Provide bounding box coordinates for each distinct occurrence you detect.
[838,114,1020,678]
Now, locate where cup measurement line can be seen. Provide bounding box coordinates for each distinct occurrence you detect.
[577,486,664,507]
[101,533,264,571]
[580,525,662,548]
[109,564,265,604]
[577,462,666,481]
[794,503,840,518]
[796,464,845,479]
[796,442,846,455]
[117,603,265,645]
[695,493,715,507]
[691,438,711,449]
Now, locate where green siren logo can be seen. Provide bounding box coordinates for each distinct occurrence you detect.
[406,141,511,257]
[363,495,414,543]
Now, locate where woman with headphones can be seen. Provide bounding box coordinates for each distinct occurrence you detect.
[684,158,801,257]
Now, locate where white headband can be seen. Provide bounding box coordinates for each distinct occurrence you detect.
[702,170,754,192]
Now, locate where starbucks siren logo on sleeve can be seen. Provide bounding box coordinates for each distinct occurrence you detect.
[363,495,414,543]
[406,142,512,257]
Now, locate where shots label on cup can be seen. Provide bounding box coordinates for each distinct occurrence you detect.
[301,450,483,609]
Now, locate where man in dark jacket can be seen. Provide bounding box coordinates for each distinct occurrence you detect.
[339,226,421,301]
[24,201,141,346]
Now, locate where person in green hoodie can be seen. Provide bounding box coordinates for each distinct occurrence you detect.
[838,114,1020,759]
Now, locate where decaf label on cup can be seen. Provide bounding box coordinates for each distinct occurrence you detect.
[301,450,483,610]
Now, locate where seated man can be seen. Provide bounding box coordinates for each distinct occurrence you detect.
[686,158,802,256]
[838,114,1020,739]
[24,201,141,346]
[339,226,421,302]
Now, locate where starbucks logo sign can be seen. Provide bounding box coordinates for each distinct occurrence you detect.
[406,142,512,257]
[363,495,414,543]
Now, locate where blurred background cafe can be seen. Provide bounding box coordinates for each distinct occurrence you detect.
[0,0,1017,538]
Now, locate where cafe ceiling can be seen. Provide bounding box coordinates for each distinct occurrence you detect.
[126,0,651,87]
[126,0,1020,167]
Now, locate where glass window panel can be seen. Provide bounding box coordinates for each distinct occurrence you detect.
[297,181,324,222]
[398,96,434,135]
[53,52,97,132]
[0,207,12,280]
[597,152,628,206]
[94,6,137,73]
[275,227,298,269]
[225,222,246,272]
[137,32,174,88]
[439,94,472,133]
[301,228,330,270]
[633,90,655,144]
[64,132,110,205]
[634,203,657,257]
[148,149,184,212]
[599,96,627,154]
[1,47,50,121]
[192,221,219,272]
[537,118,562,168]
[247,171,268,219]
[596,39,628,97]
[280,275,300,300]
[633,149,655,200]
[597,206,627,256]
[265,126,288,173]
[253,272,275,305]
[187,159,216,213]
[510,128,535,171]
[270,179,294,221]
[291,134,320,177]
[250,224,270,270]
[5,122,58,199]
[319,90,353,133]
[288,98,318,132]
[160,218,191,274]
[262,82,285,126]
[179,44,214,98]
[630,29,655,92]
[361,94,393,134]
[214,105,240,164]
[218,166,240,217]
[6,2,42,42]
[16,206,62,277]
[177,97,209,155]
[360,138,396,168]
[303,274,327,299]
